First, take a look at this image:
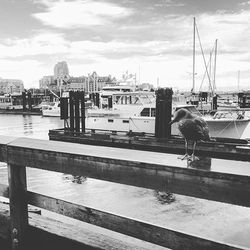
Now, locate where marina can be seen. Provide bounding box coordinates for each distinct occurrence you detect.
[0,110,250,249]
[85,90,250,139]
[2,1,250,249]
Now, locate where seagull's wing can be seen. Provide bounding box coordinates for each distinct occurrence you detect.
[194,117,210,141]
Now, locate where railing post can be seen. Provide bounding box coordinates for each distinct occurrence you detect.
[8,164,28,250]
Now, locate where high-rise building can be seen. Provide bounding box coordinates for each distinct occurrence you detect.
[54,61,69,79]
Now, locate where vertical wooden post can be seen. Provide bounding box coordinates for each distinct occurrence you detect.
[27,92,32,110]
[155,88,173,139]
[165,88,173,138]
[80,91,85,133]
[95,93,100,108]
[75,92,80,133]
[155,96,160,138]
[69,91,75,132]
[8,163,28,250]
[212,95,217,110]
[22,92,26,111]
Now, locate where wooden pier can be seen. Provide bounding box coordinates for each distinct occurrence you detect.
[0,135,250,249]
[49,128,250,161]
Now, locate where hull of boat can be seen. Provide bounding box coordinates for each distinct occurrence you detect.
[205,119,250,139]
[86,116,250,139]
[42,110,60,117]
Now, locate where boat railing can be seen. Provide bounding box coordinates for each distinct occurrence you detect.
[0,136,249,249]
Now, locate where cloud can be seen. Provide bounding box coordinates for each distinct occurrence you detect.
[32,0,133,28]
[0,32,68,58]
[0,59,49,87]
[2,1,250,90]
[239,0,250,6]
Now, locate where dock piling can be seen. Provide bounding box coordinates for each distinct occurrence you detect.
[80,92,85,133]
[155,88,173,139]
[69,91,75,132]
[68,91,85,133]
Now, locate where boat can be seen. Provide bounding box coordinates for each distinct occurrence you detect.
[86,91,250,139]
[0,94,23,110]
[41,101,60,117]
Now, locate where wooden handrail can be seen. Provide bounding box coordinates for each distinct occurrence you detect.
[2,137,250,206]
[0,184,245,250]
[0,135,249,250]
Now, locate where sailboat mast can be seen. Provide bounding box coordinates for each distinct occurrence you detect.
[192,17,196,93]
[213,39,218,95]
[238,70,240,91]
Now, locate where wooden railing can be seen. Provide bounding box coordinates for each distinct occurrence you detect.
[0,135,249,250]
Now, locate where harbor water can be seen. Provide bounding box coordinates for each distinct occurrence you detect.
[0,114,250,248]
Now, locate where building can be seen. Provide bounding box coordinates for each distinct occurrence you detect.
[0,78,24,94]
[64,72,116,92]
[66,76,87,91]
[39,75,55,89]
[54,61,69,79]
[85,72,116,93]
[39,61,117,94]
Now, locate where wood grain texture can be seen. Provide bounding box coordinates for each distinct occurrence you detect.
[2,136,250,207]
[8,163,28,250]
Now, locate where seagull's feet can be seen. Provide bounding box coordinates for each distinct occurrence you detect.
[178,153,190,160]
[188,154,199,162]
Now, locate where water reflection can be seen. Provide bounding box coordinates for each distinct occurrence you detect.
[23,115,33,135]
[0,114,64,139]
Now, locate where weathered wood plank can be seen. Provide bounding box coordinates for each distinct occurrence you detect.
[27,191,245,250]
[8,164,28,250]
[0,136,16,162]
[49,129,250,161]
[1,186,245,249]
[3,137,250,207]
[0,203,167,250]
[0,183,8,198]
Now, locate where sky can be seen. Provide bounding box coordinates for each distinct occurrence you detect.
[1,0,250,91]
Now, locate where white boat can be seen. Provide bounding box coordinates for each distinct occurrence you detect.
[41,101,60,117]
[86,91,250,139]
[0,94,23,110]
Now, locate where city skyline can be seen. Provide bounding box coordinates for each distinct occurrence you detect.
[1,0,250,91]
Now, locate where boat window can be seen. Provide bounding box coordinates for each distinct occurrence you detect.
[108,119,114,123]
[141,108,150,117]
[151,108,156,117]
[139,95,154,104]
[122,120,129,123]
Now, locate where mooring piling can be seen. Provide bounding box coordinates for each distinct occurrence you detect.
[155,87,173,139]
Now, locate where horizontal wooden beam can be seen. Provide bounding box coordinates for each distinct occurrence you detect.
[2,137,250,207]
[49,129,250,161]
[0,188,245,250]
[0,203,165,250]
[27,191,244,250]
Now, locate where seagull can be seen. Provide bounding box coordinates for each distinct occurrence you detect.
[169,108,210,161]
